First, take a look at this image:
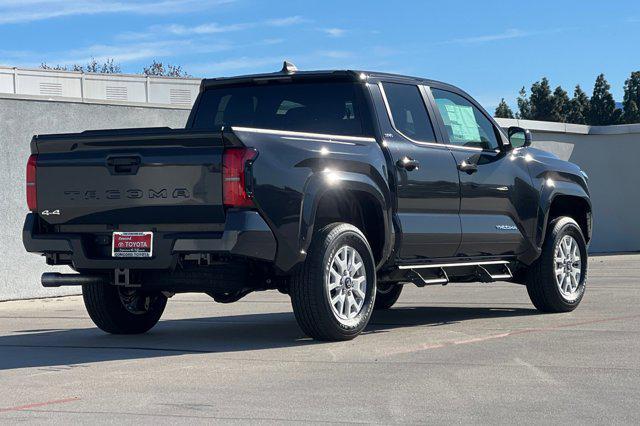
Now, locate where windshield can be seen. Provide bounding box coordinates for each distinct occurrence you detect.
[191,82,368,136]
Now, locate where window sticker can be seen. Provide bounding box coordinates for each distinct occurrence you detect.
[436,100,481,142]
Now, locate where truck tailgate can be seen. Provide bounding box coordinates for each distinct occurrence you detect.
[32,128,224,225]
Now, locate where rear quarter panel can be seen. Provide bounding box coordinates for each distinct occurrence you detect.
[234,128,391,272]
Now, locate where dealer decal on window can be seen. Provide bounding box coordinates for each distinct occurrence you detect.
[435,100,481,143]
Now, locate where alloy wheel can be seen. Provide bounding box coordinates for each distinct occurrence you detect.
[326,245,368,322]
[554,235,583,301]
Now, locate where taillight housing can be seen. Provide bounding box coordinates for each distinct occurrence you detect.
[26,154,38,211]
[223,148,257,208]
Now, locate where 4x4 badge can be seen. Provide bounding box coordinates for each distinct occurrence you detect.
[41,209,61,216]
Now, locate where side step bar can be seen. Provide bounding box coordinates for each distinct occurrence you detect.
[412,268,449,286]
[475,264,513,282]
[405,267,450,287]
[397,260,513,286]
[398,260,510,270]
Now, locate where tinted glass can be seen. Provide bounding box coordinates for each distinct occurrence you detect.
[191,82,365,136]
[382,82,436,142]
[431,88,500,150]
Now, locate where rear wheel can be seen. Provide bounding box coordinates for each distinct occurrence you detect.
[374,283,403,310]
[82,284,167,334]
[526,217,587,312]
[290,223,376,341]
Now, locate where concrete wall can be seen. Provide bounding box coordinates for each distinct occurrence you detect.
[0,96,190,300]
[0,96,638,300]
[1,66,201,107]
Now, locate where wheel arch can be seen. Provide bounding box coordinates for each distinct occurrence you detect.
[299,171,393,269]
[542,193,592,247]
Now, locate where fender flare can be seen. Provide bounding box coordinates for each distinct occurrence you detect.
[298,170,394,268]
[537,180,592,248]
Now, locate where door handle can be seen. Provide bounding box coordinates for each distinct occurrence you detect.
[457,160,478,174]
[397,156,419,171]
[106,155,141,175]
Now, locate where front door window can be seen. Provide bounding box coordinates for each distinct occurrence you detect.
[431,88,500,151]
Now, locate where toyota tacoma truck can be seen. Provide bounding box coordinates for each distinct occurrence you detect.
[23,62,592,341]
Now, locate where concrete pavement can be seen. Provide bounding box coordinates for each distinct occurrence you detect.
[0,254,639,424]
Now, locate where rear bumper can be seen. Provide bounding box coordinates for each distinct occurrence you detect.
[23,210,276,270]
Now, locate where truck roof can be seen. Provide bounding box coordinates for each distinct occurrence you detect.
[200,61,459,93]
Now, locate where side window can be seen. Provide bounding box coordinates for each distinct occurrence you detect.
[431,88,500,151]
[382,82,437,142]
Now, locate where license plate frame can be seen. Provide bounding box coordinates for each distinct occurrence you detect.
[112,232,153,258]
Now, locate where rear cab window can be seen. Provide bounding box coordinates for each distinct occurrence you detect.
[191,82,369,137]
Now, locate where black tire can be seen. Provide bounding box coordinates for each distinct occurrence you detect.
[82,284,167,334]
[526,217,588,312]
[290,223,376,341]
[374,283,403,310]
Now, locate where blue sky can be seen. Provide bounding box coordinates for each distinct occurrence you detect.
[1,0,639,110]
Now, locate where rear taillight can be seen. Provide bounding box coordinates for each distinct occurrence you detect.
[26,154,38,211]
[223,148,257,208]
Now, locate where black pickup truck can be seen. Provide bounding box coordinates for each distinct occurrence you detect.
[23,62,592,341]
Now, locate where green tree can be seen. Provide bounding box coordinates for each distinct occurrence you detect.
[550,86,570,122]
[143,61,190,77]
[624,101,640,124]
[566,85,590,124]
[529,77,555,121]
[622,71,640,124]
[516,87,531,119]
[494,98,514,118]
[588,74,622,125]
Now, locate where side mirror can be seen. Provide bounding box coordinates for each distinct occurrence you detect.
[508,126,532,148]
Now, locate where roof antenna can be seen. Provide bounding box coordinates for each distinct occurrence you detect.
[281,60,298,74]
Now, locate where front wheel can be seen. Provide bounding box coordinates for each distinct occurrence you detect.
[526,217,588,312]
[290,223,376,341]
[82,284,167,334]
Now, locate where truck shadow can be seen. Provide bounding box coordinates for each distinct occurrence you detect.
[0,306,538,371]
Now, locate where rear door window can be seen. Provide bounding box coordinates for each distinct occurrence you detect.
[381,82,437,143]
[192,82,366,136]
